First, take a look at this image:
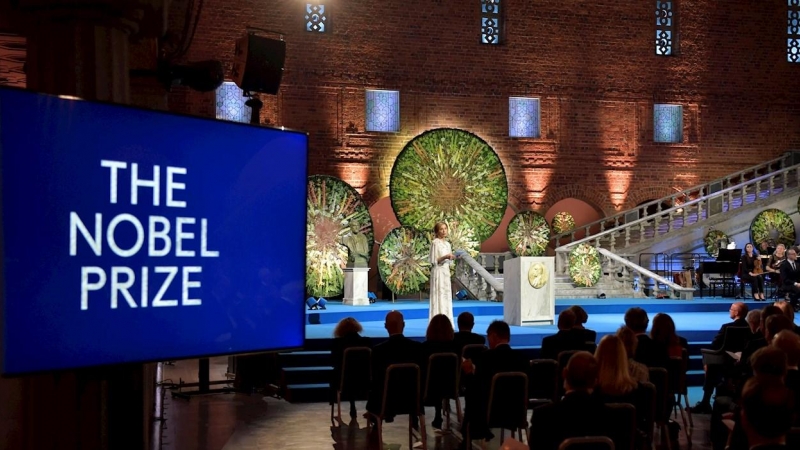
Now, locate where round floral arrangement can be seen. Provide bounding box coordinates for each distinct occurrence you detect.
[704,229,730,258]
[378,226,431,295]
[506,211,550,257]
[389,128,508,243]
[750,208,796,249]
[551,211,576,234]
[568,244,602,287]
[306,175,373,298]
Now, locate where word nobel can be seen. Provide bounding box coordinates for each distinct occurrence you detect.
[70,160,219,310]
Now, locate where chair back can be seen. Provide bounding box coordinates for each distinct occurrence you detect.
[666,349,688,396]
[788,427,800,449]
[339,346,371,400]
[722,326,752,353]
[462,343,488,361]
[487,371,529,430]
[528,359,559,405]
[637,381,656,446]
[380,363,421,417]
[423,352,459,404]
[604,403,635,450]
[557,436,615,450]
[648,368,670,425]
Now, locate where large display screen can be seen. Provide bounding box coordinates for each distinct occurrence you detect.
[0,87,308,375]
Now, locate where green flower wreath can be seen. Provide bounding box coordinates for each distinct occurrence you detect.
[750,208,796,249]
[507,211,550,256]
[704,229,730,258]
[306,175,374,298]
[378,227,431,295]
[568,244,602,287]
[552,212,576,234]
[389,128,508,242]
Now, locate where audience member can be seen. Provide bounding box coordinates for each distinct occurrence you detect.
[330,317,371,418]
[568,305,597,344]
[616,326,649,382]
[625,307,669,368]
[780,248,800,308]
[773,300,800,334]
[593,335,650,437]
[453,311,486,356]
[771,330,800,420]
[650,312,689,357]
[737,377,794,450]
[540,309,586,360]
[529,352,608,450]
[420,314,456,431]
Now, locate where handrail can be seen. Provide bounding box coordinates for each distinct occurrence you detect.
[457,252,504,293]
[551,152,795,244]
[558,162,800,251]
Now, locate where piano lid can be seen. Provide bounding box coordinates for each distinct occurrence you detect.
[716,248,742,262]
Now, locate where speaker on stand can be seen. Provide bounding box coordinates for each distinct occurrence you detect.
[232,30,286,125]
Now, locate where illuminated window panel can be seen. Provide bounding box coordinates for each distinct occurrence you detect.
[509,97,540,138]
[789,1,800,62]
[215,82,251,123]
[365,90,400,133]
[306,3,327,33]
[656,1,676,55]
[481,0,501,44]
[654,104,683,143]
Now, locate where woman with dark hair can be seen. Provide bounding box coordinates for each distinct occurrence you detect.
[330,317,371,418]
[421,314,456,431]
[650,313,688,358]
[742,242,766,300]
[568,304,597,344]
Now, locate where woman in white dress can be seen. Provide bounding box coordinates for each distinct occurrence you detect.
[429,222,457,324]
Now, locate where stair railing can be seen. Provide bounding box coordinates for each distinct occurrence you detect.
[551,153,796,246]
[454,252,509,301]
[555,163,800,272]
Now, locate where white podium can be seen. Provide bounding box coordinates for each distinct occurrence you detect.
[503,257,555,326]
[343,267,370,306]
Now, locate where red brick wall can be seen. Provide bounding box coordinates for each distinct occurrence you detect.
[167,0,800,215]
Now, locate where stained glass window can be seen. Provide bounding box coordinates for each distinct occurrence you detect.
[656,1,676,56]
[789,1,800,62]
[481,0,501,45]
[366,90,400,133]
[509,97,540,138]
[654,104,683,143]
[215,82,251,123]
[306,3,327,33]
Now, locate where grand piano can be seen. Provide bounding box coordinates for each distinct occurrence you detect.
[699,248,742,297]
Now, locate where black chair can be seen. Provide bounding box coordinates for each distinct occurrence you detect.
[788,427,800,448]
[700,326,752,366]
[528,359,559,407]
[365,363,428,450]
[667,350,692,438]
[330,346,371,425]
[636,381,657,450]
[649,367,673,450]
[558,436,616,450]
[422,352,462,430]
[462,343,488,361]
[486,371,530,444]
[604,403,636,450]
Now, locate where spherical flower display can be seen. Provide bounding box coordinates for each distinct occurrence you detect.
[506,211,550,257]
[306,175,373,297]
[750,209,796,249]
[389,128,508,243]
[568,244,602,287]
[704,229,730,258]
[551,211,576,234]
[378,226,431,295]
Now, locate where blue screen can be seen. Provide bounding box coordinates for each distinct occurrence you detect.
[0,88,308,375]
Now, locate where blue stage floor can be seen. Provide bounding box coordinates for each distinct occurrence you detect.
[304,298,783,348]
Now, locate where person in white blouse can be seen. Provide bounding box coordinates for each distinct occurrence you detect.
[429,222,458,324]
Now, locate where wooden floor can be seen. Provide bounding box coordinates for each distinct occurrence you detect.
[160,357,714,450]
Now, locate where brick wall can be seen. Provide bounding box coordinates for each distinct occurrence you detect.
[167,0,800,215]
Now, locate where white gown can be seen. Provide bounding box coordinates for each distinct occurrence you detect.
[429,238,454,324]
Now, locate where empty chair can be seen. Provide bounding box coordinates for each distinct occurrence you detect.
[365,363,428,450]
[422,352,462,429]
[486,371,530,444]
[528,359,559,407]
[558,436,615,450]
[604,403,636,450]
[330,346,371,424]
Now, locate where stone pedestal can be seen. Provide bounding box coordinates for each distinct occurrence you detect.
[503,257,555,326]
[343,267,370,306]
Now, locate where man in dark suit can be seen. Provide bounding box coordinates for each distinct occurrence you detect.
[461,320,529,442]
[366,310,422,419]
[625,307,669,368]
[540,309,587,360]
[453,311,486,357]
[695,302,751,412]
[738,378,793,450]
[529,351,608,450]
[772,330,800,422]
[780,248,800,307]
[568,305,597,344]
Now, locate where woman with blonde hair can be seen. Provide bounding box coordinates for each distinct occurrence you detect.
[330,317,371,418]
[429,222,457,324]
[594,335,638,397]
[616,326,649,382]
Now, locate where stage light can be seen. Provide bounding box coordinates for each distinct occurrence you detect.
[317,298,327,310]
[306,297,318,310]
[368,292,377,304]
[456,289,469,300]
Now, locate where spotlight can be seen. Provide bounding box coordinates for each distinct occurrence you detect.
[368,292,377,304]
[306,297,318,310]
[317,298,328,310]
[456,289,469,300]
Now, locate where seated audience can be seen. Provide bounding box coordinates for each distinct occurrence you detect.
[366,311,422,422]
[461,320,528,442]
[330,317,371,418]
[650,312,689,357]
[568,305,597,344]
[593,335,650,435]
[616,325,649,382]
[529,352,608,450]
[771,330,800,421]
[773,300,800,334]
[540,309,587,360]
[739,377,794,450]
[420,314,456,430]
[625,307,669,368]
[452,311,486,356]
